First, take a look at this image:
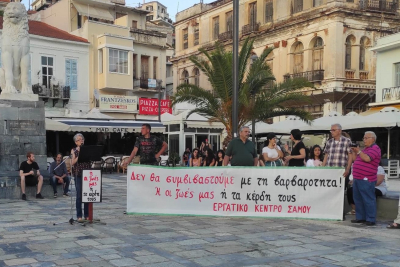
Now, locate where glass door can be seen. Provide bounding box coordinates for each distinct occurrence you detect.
[185,134,195,151]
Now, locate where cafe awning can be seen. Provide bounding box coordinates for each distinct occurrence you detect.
[73,2,114,21]
[55,119,165,133]
[45,118,71,131]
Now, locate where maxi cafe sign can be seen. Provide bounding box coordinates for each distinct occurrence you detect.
[139,98,172,115]
[99,95,138,113]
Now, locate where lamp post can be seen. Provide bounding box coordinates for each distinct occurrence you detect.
[157,79,162,122]
[232,0,239,138]
[250,54,258,144]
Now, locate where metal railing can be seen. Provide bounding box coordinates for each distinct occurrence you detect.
[382,86,400,102]
[32,84,70,99]
[218,31,233,41]
[133,78,164,90]
[283,70,324,82]
[359,0,398,13]
[242,23,260,35]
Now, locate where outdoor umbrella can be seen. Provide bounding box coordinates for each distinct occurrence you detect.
[310,111,369,131]
[253,116,312,135]
[364,107,400,159]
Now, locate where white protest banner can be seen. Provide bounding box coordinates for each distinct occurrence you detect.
[82,170,102,203]
[127,166,344,220]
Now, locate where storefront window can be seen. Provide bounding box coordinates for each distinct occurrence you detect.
[169,134,179,155]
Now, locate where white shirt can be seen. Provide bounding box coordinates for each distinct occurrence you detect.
[375,166,387,195]
[262,146,281,160]
[306,159,322,167]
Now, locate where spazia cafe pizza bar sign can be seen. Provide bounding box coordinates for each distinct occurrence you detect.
[139,98,172,115]
[99,95,138,113]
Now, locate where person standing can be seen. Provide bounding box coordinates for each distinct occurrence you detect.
[182,148,191,166]
[322,123,352,177]
[49,153,71,198]
[203,148,215,166]
[19,152,44,200]
[71,133,90,222]
[284,129,306,167]
[215,150,225,167]
[223,126,258,166]
[306,145,324,167]
[350,131,381,226]
[262,133,283,167]
[190,149,202,167]
[124,124,168,166]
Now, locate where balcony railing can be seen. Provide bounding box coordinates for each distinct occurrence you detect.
[32,84,70,107]
[382,86,400,102]
[133,78,164,91]
[359,0,398,13]
[218,31,233,41]
[242,23,260,35]
[283,70,324,82]
[359,71,369,80]
[345,70,355,79]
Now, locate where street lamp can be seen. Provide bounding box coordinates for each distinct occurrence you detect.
[250,54,258,144]
[232,0,239,138]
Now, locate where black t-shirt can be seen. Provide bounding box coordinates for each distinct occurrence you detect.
[134,135,164,165]
[289,141,306,167]
[19,161,40,179]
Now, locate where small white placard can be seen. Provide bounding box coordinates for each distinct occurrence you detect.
[82,170,102,203]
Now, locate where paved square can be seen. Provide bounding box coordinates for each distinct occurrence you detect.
[1,174,400,267]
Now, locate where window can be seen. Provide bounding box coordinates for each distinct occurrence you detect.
[77,14,82,29]
[153,57,158,79]
[249,2,257,25]
[65,59,78,90]
[345,35,353,70]
[395,63,400,86]
[132,54,137,79]
[312,37,324,71]
[293,0,303,14]
[109,49,128,74]
[183,28,188,49]
[292,42,304,74]
[41,56,54,88]
[213,17,219,40]
[226,11,233,32]
[265,0,273,23]
[193,68,200,87]
[313,0,323,7]
[147,15,153,21]
[158,5,160,10]
[359,37,370,71]
[181,70,189,84]
[146,6,153,11]
[162,8,165,13]
[131,20,137,28]
[194,24,199,46]
[141,56,149,78]
[98,49,103,73]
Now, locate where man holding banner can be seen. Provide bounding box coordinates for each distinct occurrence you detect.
[223,126,257,166]
[124,124,168,166]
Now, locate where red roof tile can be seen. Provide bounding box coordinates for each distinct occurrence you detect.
[0,18,89,43]
[0,0,10,3]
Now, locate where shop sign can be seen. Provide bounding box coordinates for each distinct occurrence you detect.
[148,79,157,88]
[139,98,172,115]
[99,95,138,113]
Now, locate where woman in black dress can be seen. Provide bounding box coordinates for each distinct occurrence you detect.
[284,129,306,167]
[203,148,215,166]
[215,150,225,166]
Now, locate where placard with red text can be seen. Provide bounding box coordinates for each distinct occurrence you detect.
[126,166,344,220]
[82,170,102,203]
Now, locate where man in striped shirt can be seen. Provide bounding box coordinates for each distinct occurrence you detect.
[351,131,381,226]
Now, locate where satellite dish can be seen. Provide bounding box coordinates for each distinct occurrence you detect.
[94,89,99,100]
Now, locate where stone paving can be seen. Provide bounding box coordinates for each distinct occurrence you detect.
[1,174,400,267]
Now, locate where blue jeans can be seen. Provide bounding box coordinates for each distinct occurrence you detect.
[353,178,377,223]
[75,175,89,219]
[51,175,70,194]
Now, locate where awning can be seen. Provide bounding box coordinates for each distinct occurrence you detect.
[73,2,114,21]
[55,119,165,133]
[45,118,71,131]
[161,110,225,129]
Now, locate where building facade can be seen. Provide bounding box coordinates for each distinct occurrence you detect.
[173,0,400,118]
[31,0,171,122]
[140,1,172,24]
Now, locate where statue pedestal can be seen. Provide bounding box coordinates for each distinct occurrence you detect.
[0,99,47,172]
[0,93,39,101]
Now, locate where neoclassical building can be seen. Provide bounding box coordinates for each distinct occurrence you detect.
[172,0,400,117]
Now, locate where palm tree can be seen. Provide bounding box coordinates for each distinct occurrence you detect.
[171,38,313,145]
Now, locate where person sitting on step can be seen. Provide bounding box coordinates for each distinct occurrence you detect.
[49,153,71,198]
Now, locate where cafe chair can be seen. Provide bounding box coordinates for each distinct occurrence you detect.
[102,157,115,174]
[117,156,131,174]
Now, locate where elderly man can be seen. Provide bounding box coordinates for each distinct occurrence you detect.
[323,123,353,177]
[351,131,381,226]
[49,153,71,198]
[223,126,258,166]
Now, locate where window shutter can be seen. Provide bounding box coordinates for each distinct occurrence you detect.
[65,59,71,89]
[71,59,78,90]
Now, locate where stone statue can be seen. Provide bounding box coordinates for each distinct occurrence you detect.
[0,2,33,95]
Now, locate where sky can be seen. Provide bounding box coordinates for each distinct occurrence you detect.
[20,0,215,22]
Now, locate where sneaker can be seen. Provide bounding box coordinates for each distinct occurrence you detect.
[22,194,26,201]
[36,193,44,199]
[63,193,69,197]
[54,193,57,198]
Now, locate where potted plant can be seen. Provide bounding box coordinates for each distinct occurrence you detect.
[168,153,181,167]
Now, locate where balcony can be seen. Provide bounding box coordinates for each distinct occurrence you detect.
[133,78,164,92]
[130,28,167,47]
[218,31,233,42]
[32,84,70,107]
[345,70,355,79]
[242,23,260,35]
[283,70,324,82]
[359,71,369,80]
[382,86,400,102]
[359,0,398,13]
